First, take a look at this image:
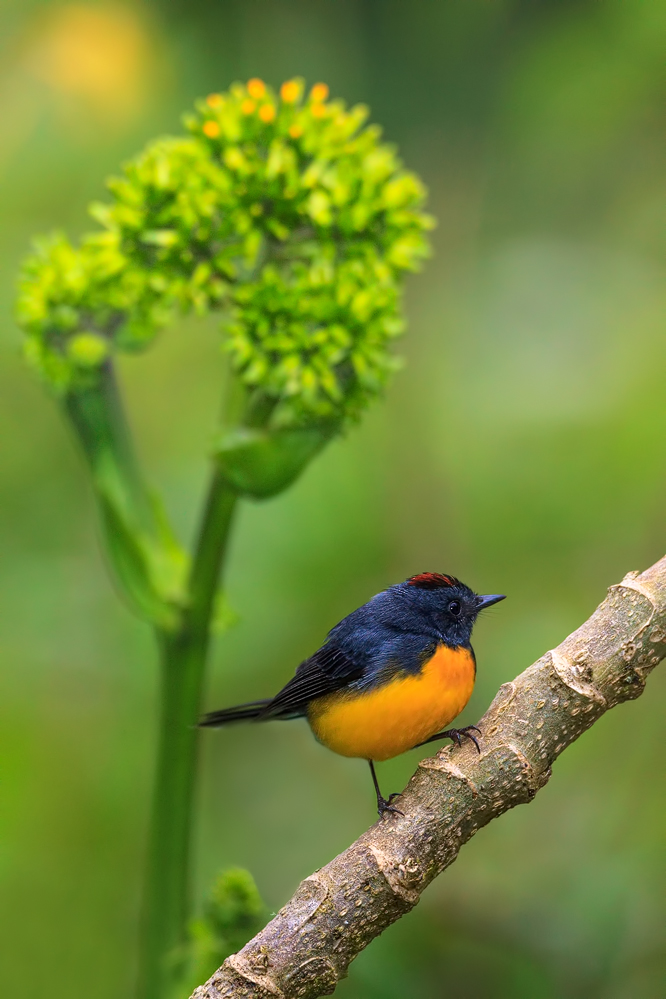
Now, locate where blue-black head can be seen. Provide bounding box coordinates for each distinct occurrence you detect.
[397,572,505,647]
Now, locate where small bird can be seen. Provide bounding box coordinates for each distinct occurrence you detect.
[200,573,505,815]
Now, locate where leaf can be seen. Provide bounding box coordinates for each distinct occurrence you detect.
[63,383,186,629]
[214,421,339,499]
[96,489,179,629]
[147,490,190,603]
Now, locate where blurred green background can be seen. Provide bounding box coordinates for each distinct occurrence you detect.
[1,1,665,996]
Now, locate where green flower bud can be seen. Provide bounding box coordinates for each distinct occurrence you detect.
[17,81,435,425]
[67,332,109,367]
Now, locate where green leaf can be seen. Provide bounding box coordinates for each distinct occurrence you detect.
[215,420,339,499]
[147,490,190,604]
[96,485,179,629]
[63,379,186,629]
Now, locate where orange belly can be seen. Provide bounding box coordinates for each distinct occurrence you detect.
[307,645,475,761]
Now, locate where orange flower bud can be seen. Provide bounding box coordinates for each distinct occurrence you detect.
[280,80,300,103]
[258,104,276,123]
[310,83,329,103]
[311,102,327,119]
[289,123,303,139]
[247,78,266,99]
[241,99,256,115]
[202,120,221,138]
[206,93,224,108]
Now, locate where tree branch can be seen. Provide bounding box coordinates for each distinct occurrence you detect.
[190,556,666,999]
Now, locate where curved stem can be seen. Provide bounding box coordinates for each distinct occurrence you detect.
[65,362,152,528]
[137,467,237,999]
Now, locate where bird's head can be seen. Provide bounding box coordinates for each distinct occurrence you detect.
[401,572,505,647]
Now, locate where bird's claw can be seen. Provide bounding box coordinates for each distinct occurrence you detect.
[443,725,482,753]
[377,792,404,817]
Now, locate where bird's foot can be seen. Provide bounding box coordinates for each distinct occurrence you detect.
[414,724,482,753]
[377,792,404,817]
[442,725,481,753]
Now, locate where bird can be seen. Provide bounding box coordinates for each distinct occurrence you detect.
[200,573,505,816]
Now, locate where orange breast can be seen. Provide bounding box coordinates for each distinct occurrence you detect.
[307,645,476,762]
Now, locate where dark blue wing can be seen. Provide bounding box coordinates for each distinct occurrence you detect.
[259,644,363,718]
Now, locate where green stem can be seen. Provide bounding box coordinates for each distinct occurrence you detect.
[138,467,237,999]
[65,362,152,528]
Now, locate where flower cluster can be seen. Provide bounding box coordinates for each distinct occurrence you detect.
[17,80,433,425]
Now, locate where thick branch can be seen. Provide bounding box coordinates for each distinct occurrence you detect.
[191,557,666,999]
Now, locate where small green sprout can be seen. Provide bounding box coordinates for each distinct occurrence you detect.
[172,867,267,998]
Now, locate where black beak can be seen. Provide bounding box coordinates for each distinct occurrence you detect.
[476,593,506,610]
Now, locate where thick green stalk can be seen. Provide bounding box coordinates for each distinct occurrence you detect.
[65,362,152,529]
[138,468,237,999]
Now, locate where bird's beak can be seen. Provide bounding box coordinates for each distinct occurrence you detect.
[476,593,506,610]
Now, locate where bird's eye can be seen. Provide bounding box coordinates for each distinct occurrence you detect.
[448,600,462,617]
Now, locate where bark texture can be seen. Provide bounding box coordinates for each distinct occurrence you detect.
[191,558,666,999]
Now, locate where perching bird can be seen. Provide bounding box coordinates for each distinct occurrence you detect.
[200,573,505,815]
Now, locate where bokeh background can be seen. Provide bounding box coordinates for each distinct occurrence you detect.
[1,2,665,997]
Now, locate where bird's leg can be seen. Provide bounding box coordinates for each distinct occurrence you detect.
[414,725,482,753]
[368,760,403,817]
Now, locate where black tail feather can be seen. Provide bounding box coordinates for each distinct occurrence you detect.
[199,700,272,727]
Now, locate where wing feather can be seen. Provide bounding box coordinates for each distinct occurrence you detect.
[260,644,362,718]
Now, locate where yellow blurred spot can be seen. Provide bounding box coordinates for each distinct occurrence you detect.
[247,78,266,99]
[258,104,276,123]
[224,147,245,171]
[207,93,224,109]
[25,5,150,123]
[202,120,220,138]
[241,99,256,115]
[310,83,329,103]
[289,123,303,139]
[68,332,109,367]
[280,80,300,103]
[311,103,327,119]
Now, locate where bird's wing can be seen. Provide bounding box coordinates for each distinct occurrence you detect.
[259,644,363,719]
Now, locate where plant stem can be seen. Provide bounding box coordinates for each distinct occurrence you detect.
[65,363,152,528]
[137,467,237,999]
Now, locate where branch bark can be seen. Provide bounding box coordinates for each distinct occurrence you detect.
[191,557,666,999]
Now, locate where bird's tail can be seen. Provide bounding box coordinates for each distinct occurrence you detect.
[199,700,272,727]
